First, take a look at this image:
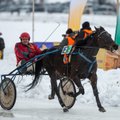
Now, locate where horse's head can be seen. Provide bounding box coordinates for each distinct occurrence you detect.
[94,26,118,52]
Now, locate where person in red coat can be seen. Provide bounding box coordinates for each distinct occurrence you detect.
[14,32,47,73]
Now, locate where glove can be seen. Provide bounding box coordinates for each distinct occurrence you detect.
[22,52,29,58]
[40,44,47,51]
[21,60,26,64]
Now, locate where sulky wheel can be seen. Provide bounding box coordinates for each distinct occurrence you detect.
[58,78,76,109]
[0,78,16,110]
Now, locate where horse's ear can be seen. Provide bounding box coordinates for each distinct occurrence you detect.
[94,26,98,31]
[100,26,104,30]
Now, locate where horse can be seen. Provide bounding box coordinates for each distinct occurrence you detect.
[27,26,119,112]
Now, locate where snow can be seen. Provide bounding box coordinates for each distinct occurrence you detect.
[0,13,120,120]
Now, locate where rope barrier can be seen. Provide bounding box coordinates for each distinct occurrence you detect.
[39,23,61,48]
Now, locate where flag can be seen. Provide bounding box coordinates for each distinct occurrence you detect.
[115,0,120,45]
[68,0,87,31]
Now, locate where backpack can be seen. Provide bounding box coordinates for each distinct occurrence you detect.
[0,37,5,50]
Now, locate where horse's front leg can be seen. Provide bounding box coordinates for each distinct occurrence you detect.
[89,73,106,112]
[73,76,85,96]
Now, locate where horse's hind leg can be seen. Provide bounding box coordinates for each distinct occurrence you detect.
[48,78,55,100]
[48,72,59,99]
[48,72,68,112]
[89,73,106,112]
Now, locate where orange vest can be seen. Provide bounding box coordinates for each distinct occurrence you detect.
[83,29,93,39]
[66,36,75,45]
[63,36,75,64]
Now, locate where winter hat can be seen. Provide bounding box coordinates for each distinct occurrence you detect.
[66,28,73,34]
[0,32,2,36]
[82,21,91,29]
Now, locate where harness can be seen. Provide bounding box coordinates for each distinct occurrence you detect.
[74,49,97,78]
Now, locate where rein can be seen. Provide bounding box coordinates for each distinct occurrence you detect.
[75,30,103,50]
[75,46,99,49]
[75,30,108,50]
[72,48,96,78]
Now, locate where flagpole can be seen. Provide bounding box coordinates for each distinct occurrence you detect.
[32,0,35,42]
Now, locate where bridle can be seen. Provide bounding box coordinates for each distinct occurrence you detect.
[96,30,117,52]
[96,30,110,45]
[97,31,107,39]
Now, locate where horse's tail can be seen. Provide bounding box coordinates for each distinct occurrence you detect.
[25,58,44,92]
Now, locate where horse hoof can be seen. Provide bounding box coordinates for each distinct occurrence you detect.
[48,95,54,100]
[99,107,106,112]
[63,107,69,112]
[79,87,85,95]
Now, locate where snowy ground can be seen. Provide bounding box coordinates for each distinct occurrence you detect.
[0,13,120,120]
[1,99,120,120]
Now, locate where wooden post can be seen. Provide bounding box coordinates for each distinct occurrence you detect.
[32,0,35,42]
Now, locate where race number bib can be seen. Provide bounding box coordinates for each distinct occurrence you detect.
[61,45,72,55]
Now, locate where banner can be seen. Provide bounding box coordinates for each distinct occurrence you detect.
[68,0,87,31]
[115,0,120,45]
[34,42,60,49]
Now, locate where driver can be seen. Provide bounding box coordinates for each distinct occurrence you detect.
[14,32,47,73]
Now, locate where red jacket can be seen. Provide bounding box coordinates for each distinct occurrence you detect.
[14,42,42,65]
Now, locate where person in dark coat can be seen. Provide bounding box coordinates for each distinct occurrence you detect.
[59,28,77,49]
[78,21,93,39]
[0,32,5,59]
[75,21,93,45]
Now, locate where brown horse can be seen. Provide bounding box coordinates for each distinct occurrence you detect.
[27,27,119,112]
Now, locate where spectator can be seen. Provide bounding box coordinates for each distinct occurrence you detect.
[0,32,5,59]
